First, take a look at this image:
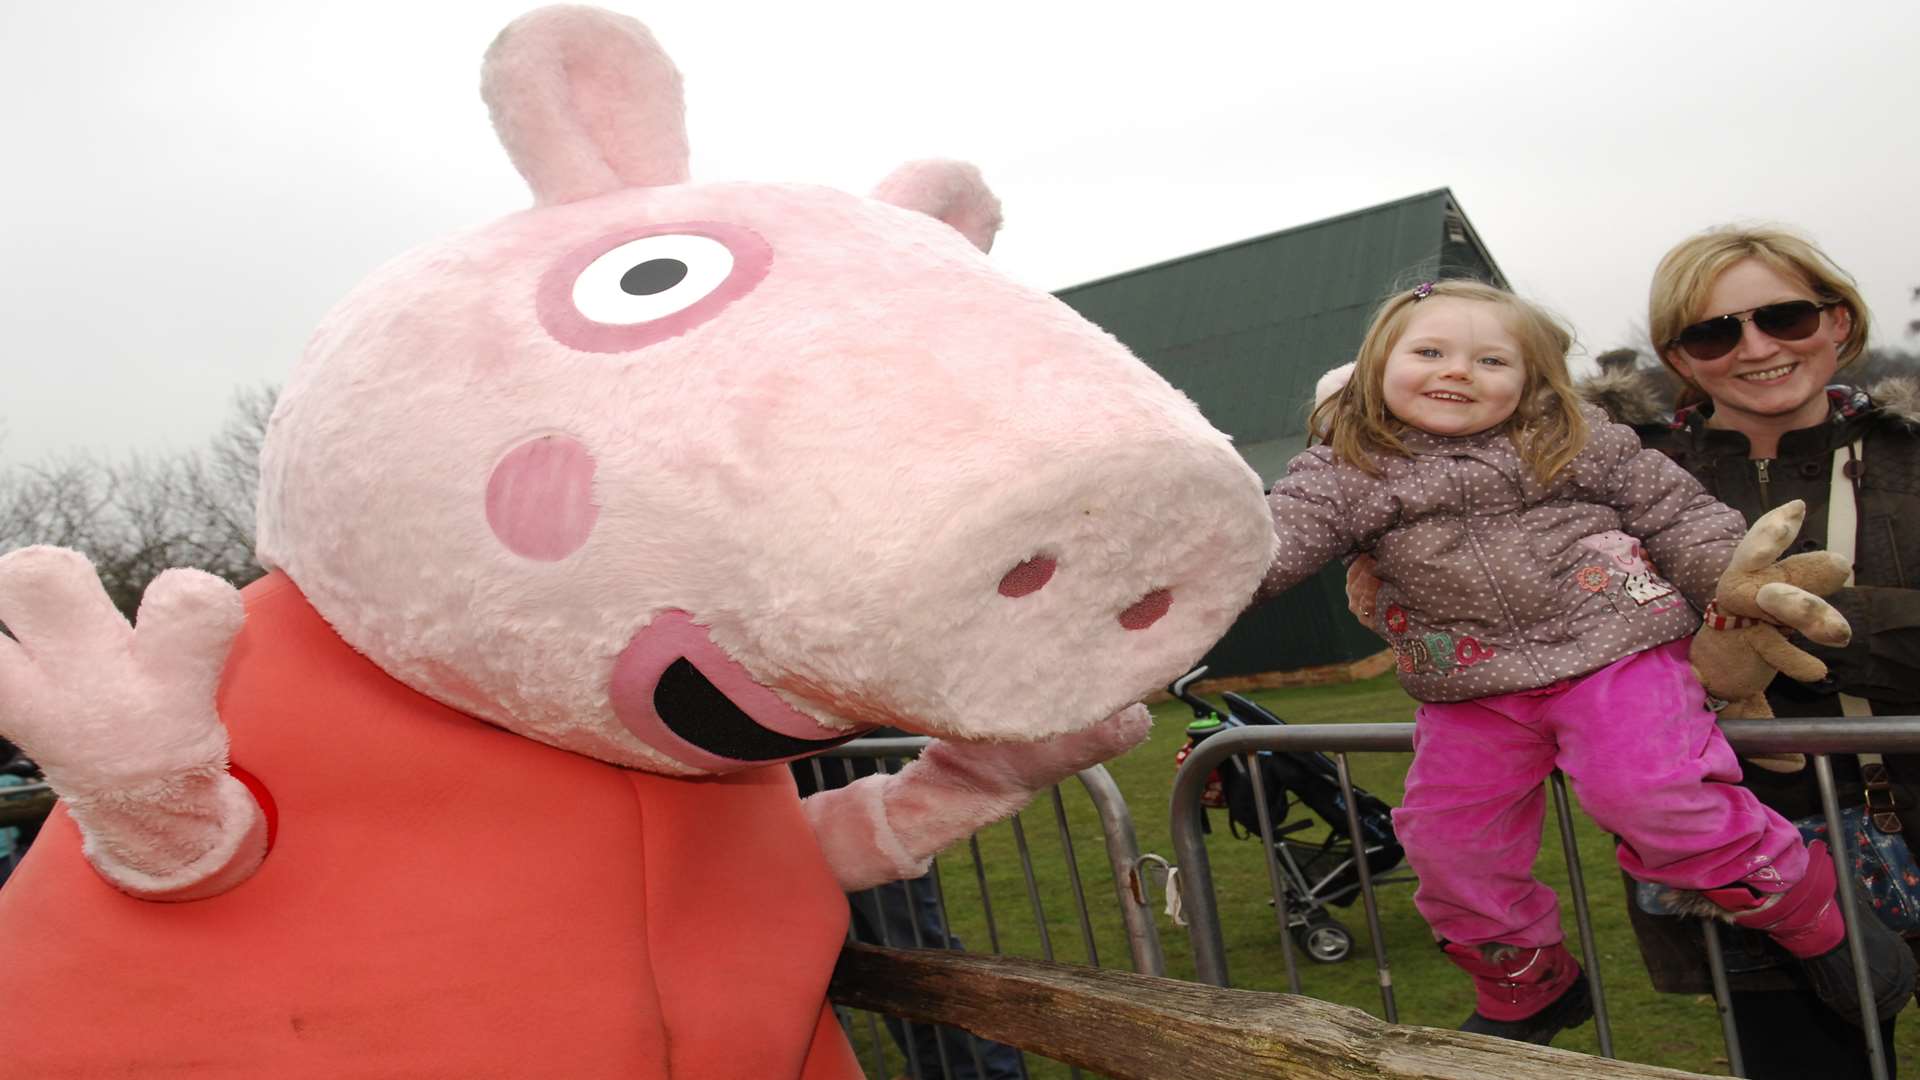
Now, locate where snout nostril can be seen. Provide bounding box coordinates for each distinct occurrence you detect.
[1118,588,1172,631]
[998,556,1057,598]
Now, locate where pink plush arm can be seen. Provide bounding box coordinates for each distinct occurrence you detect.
[0,547,267,900]
[803,704,1151,892]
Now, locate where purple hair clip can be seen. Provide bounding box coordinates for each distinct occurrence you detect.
[1412,281,1435,300]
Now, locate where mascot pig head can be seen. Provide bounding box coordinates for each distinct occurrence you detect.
[256,6,1275,776]
[0,9,1277,1073]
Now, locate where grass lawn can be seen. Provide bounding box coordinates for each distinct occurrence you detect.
[844,672,1919,1078]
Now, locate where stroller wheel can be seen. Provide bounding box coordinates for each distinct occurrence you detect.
[1294,918,1352,964]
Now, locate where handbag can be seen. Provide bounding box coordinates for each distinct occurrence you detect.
[1633,808,1920,936]
[1767,436,1920,936]
[1816,435,1920,934]
[1634,436,1920,935]
[1794,804,1920,935]
[1779,436,1920,934]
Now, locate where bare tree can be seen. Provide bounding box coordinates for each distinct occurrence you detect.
[0,455,118,556]
[0,386,276,618]
[1855,347,1920,385]
[172,383,275,587]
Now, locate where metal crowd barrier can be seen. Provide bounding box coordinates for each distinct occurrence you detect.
[1168,716,1920,1080]
[811,735,1161,1080]
[0,781,54,828]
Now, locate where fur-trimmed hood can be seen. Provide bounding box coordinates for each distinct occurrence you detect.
[1576,367,1920,429]
[1872,373,1920,424]
[1575,367,1678,427]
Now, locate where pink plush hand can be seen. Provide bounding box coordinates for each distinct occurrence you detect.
[0,547,267,899]
[803,705,1151,892]
[916,703,1152,795]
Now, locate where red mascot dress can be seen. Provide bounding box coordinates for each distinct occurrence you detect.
[0,574,864,1078]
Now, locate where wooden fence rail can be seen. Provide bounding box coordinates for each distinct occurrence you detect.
[829,943,1714,1080]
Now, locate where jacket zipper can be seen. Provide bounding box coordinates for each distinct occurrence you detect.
[1754,458,1772,510]
[1453,462,1547,686]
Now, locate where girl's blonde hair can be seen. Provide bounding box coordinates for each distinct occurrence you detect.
[1649,225,1870,410]
[1308,279,1587,485]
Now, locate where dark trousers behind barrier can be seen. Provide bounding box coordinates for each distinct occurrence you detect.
[1730,987,1899,1080]
[794,747,1027,1080]
[849,874,1028,1080]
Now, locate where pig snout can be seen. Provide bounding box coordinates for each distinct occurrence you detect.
[729,423,1275,746]
[996,560,1169,632]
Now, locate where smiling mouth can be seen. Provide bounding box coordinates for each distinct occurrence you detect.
[1424,391,1474,403]
[653,658,860,761]
[609,610,871,771]
[1737,363,1797,383]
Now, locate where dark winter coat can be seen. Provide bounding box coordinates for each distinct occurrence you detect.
[1261,404,1744,703]
[1593,373,1920,993]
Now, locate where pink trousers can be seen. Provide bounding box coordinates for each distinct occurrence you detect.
[1394,638,1807,948]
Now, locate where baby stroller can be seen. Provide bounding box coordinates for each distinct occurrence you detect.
[1171,666,1407,963]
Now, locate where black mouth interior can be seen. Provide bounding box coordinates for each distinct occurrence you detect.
[655,657,860,762]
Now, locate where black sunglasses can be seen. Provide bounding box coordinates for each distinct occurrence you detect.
[1667,299,1837,362]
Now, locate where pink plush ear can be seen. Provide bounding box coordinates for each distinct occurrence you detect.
[871,160,1003,253]
[480,6,690,205]
[1315,362,1355,406]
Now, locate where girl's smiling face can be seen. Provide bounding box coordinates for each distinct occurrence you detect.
[1380,297,1527,437]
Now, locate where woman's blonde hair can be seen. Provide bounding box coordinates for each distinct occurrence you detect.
[1308,279,1587,485]
[1649,225,1870,409]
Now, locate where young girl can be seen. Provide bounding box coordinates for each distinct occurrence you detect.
[1260,279,1910,1044]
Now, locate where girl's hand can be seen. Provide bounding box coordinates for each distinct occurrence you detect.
[1346,554,1384,633]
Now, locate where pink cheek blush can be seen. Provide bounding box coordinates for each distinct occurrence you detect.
[486,435,599,561]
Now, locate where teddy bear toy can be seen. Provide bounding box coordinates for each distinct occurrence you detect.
[1689,498,1853,772]
[0,7,1274,1076]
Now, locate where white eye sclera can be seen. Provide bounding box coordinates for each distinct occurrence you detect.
[571,233,737,325]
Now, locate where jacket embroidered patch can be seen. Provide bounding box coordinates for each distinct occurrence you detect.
[1386,607,1495,675]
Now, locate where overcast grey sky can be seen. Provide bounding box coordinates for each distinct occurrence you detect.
[3,1,1916,460]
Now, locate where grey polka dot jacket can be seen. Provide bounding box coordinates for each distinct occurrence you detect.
[1261,405,1744,703]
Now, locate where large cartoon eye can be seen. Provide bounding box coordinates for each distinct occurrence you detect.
[537,221,773,355]
[571,233,735,325]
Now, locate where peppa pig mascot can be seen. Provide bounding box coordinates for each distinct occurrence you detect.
[0,6,1273,1077]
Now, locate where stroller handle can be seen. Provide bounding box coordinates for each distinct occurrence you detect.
[1169,665,1209,698]
[1169,666,1226,722]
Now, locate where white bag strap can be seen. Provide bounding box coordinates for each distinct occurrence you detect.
[1828,438,1898,830]
[1827,437,1870,720]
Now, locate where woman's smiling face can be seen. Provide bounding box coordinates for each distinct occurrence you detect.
[1666,258,1851,430]
[1380,297,1527,438]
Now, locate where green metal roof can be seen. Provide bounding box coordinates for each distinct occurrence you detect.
[1053,189,1508,678]
[1056,188,1506,484]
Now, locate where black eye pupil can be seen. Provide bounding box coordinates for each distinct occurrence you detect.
[620,258,689,296]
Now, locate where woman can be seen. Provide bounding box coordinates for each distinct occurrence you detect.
[1346,226,1920,1076]
[1626,226,1920,1077]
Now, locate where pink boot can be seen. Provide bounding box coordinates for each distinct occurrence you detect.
[1442,940,1591,1045]
[1702,839,1845,958]
[1702,840,1915,1026]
